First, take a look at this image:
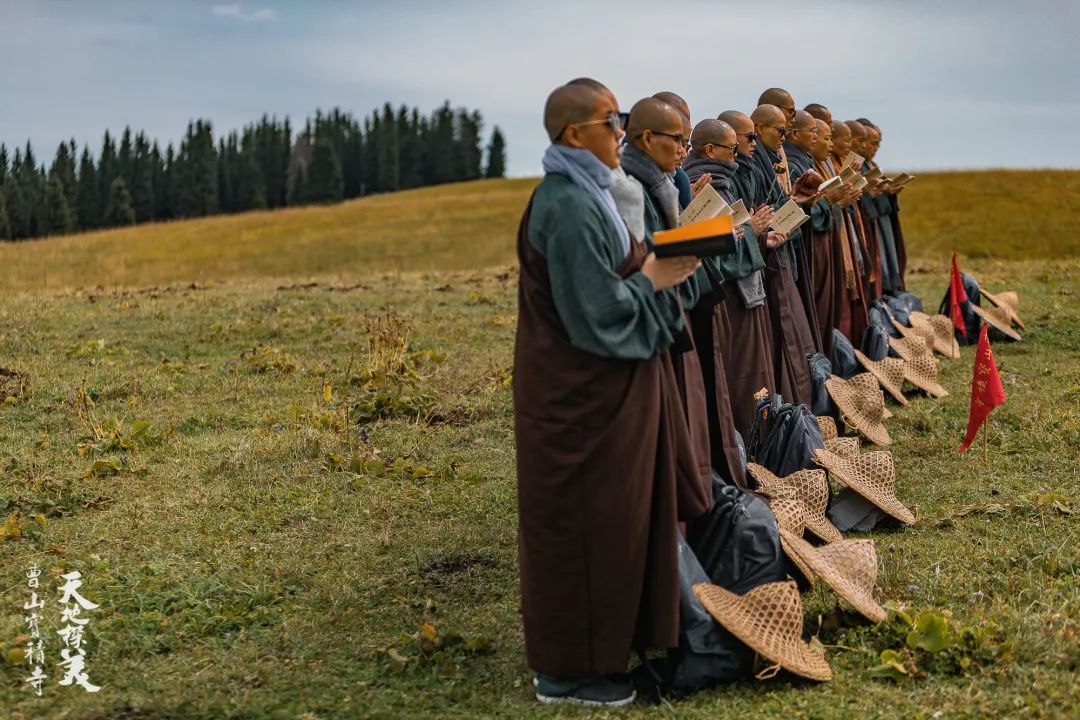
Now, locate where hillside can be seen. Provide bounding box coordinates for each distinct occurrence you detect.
[1,170,1079,295]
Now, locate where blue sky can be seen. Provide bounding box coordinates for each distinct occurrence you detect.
[1,0,1077,177]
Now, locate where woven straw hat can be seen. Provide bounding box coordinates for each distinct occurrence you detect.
[909,312,961,360]
[853,349,910,406]
[770,498,817,586]
[692,580,833,681]
[778,530,887,624]
[971,304,1022,341]
[903,354,948,398]
[813,448,915,525]
[817,415,838,440]
[890,316,936,347]
[824,435,860,459]
[748,464,843,543]
[889,334,932,362]
[981,289,1025,330]
[825,373,892,447]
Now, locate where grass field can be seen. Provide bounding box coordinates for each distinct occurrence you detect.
[1,172,1079,719]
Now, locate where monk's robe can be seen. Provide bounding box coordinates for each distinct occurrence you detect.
[860,159,902,295]
[622,144,713,492]
[515,170,711,677]
[783,141,826,354]
[884,188,908,290]
[830,155,870,342]
[739,144,816,408]
[856,177,884,301]
[681,151,770,486]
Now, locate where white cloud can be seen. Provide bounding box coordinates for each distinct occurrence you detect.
[210,4,277,22]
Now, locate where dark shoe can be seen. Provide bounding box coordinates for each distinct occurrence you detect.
[533,673,636,707]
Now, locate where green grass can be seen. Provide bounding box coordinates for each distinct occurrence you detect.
[1,175,1079,718]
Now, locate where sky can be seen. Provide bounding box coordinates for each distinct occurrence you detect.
[1,0,1078,177]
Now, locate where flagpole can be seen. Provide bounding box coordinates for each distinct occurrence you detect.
[982,418,988,465]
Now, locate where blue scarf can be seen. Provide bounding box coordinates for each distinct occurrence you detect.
[542,144,631,258]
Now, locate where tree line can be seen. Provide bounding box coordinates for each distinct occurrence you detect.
[0,102,508,241]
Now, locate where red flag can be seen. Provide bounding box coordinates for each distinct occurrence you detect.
[949,252,968,333]
[959,324,1006,452]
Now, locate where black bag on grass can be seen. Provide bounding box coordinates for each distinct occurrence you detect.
[831,329,861,380]
[938,272,982,345]
[746,394,825,477]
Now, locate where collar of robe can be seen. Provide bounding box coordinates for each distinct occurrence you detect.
[682,152,738,197]
[621,144,680,230]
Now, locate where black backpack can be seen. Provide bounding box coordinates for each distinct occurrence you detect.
[807,352,836,418]
[747,394,826,477]
[869,300,901,339]
[861,320,891,361]
[643,488,787,696]
[886,291,924,324]
[938,272,982,345]
[831,329,861,380]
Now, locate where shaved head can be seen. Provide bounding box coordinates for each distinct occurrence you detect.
[718,110,753,134]
[567,77,617,108]
[812,119,832,161]
[544,83,604,142]
[846,120,867,139]
[805,103,832,123]
[653,91,690,122]
[750,104,785,126]
[830,120,852,159]
[627,97,683,141]
[690,119,736,153]
[792,110,816,132]
[831,121,851,140]
[758,87,794,109]
[856,117,878,130]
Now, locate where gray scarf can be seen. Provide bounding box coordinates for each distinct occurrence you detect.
[609,166,646,241]
[621,144,680,230]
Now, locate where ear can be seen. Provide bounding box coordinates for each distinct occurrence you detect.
[561,125,586,150]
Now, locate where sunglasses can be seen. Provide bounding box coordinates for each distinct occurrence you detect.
[648,130,689,148]
[555,111,622,141]
[737,132,759,143]
[761,124,789,138]
[711,142,739,153]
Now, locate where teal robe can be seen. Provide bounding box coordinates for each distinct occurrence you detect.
[526,173,681,359]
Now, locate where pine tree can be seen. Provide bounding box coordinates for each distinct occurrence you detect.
[485,127,507,178]
[0,144,8,186]
[236,128,266,211]
[118,127,134,189]
[76,147,99,230]
[129,132,154,222]
[376,103,399,192]
[4,164,28,239]
[305,135,343,204]
[97,131,117,226]
[43,172,74,235]
[158,144,175,220]
[51,142,77,211]
[425,102,456,185]
[0,190,10,240]
[453,109,483,181]
[19,144,45,238]
[104,176,135,226]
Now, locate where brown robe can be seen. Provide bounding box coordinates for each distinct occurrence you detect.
[690,288,748,487]
[811,159,839,357]
[764,148,815,406]
[514,200,711,677]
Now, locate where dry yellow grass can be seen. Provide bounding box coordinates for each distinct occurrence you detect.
[1,170,1077,295]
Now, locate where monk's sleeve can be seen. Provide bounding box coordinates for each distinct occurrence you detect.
[810,198,833,233]
[541,203,679,360]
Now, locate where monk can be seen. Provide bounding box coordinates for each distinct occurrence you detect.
[714,109,780,438]
[805,103,833,123]
[783,110,835,355]
[808,119,861,355]
[829,120,870,342]
[859,120,907,292]
[621,97,714,492]
[652,91,698,208]
[515,82,708,706]
[758,87,797,124]
[742,101,818,407]
[848,120,883,299]
[680,118,771,484]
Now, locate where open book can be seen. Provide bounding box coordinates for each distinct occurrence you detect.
[769,198,810,235]
[887,172,915,188]
[862,166,882,182]
[818,175,843,192]
[679,184,730,225]
[728,199,750,226]
[842,151,864,169]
